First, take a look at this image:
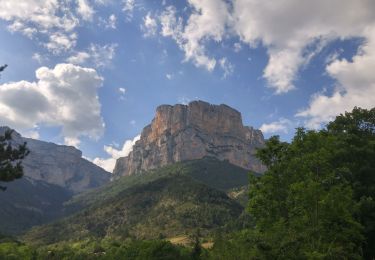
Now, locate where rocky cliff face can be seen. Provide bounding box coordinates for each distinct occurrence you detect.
[113,101,266,177]
[0,127,110,193]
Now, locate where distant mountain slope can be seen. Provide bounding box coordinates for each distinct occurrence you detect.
[23,175,243,245]
[0,177,72,235]
[0,126,110,193]
[0,126,110,235]
[23,158,251,245]
[66,157,251,211]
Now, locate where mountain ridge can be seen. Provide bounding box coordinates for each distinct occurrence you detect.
[0,126,110,193]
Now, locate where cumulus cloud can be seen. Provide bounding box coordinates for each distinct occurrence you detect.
[0,63,105,146]
[66,43,117,68]
[93,135,140,172]
[260,118,294,134]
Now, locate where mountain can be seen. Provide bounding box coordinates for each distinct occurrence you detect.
[0,126,110,193]
[23,158,251,245]
[0,127,110,235]
[113,101,265,177]
[0,177,72,235]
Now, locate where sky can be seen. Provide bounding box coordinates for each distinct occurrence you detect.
[0,0,374,172]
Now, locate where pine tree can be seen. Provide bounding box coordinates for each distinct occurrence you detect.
[0,129,29,190]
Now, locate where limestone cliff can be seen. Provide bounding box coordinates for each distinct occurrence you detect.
[113,101,266,177]
[0,127,110,193]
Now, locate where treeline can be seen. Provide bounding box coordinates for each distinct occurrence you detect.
[0,238,196,259]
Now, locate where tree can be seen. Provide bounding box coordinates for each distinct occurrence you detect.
[247,129,363,258]
[326,107,375,259]
[0,64,7,73]
[0,129,29,190]
[0,64,7,79]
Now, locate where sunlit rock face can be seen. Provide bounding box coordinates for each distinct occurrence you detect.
[113,101,266,177]
[0,127,110,193]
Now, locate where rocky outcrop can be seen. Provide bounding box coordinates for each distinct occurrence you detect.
[113,101,266,177]
[0,127,110,193]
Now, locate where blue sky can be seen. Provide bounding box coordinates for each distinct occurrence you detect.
[0,0,374,171]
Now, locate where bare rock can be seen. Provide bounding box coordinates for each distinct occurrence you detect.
[113,101,266,177]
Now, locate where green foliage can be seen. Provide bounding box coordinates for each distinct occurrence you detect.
[0,238,195,259]
[0,177,72,235]
[246,129,364,258]
[326,107,375,259]
[23,174,243,245]
[67,157,251,212]
[0,129,29,190]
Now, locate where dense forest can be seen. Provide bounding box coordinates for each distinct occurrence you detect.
[0,107,374,259]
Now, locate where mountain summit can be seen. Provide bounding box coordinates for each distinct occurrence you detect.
[114,101,265,176]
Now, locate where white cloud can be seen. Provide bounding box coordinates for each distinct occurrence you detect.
[230,0,375,93]
[159,1,229,71]
[32,53,48,64]
[141,12,158,37]
[93,135,140,172]
[77,0,95,21]
[66,43,118,68]
[93,157,117,172]
[0,63,105,145]
[234,42,242,52]
[178,96,190,105]
[107,14,117,29]
[66,51,91,64]
[158,0,375,95]
[99,14,117,29]
[45,32,78,54]
[219,58,234,78]
[122,0,135,21]
[118,87,126,100]
[0,0,80,54]
[166,73,172,80]
[22,129,40,139]
[64,137,81,147]
[297,28,375,128]
[260,118,294,134]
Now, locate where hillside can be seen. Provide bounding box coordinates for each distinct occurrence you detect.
[23,158,252,245]
[66,157,251,211]
[23,175,243,245]
[0,177,72,235]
